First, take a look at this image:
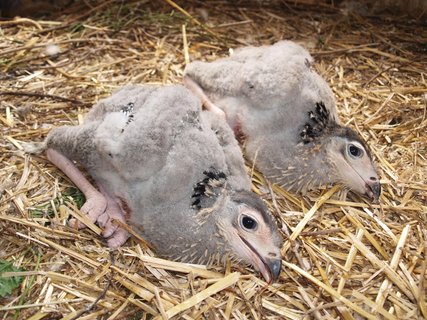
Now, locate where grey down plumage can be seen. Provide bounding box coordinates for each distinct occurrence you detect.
[184,40,381,200]
[43,85,282,282]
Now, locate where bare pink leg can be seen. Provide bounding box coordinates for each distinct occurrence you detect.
[96,186,130,249]
[46,148,107,228]
[183,76,226,117]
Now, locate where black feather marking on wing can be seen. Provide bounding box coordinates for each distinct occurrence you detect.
[120,102,135,125]
[300,101,332,144]
[192,167,227,210]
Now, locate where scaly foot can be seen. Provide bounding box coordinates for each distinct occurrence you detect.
[46,148,108,229]
[96,187,130,249]
[68,192,107,229]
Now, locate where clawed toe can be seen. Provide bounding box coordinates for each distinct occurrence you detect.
[101,218,119,238]
[107,228,130,249]
[67,195,107,230]
[94,194,129,248]
[67,218,86,229]
[80,195,107,222]
[97,212,110,227]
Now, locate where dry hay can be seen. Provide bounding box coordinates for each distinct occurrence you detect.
[0,0,426,319]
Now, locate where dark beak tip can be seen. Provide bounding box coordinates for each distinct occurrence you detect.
[372,182,381,200]
[268,259,282,282]
[366,181,381,202]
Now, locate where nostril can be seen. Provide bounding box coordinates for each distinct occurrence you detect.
[369,177,377,181]
[268,252,278,258]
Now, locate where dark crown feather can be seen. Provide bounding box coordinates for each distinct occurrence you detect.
[300,101,332,144]
[192,168,227,210]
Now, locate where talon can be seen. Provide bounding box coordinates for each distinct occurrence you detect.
[102,219,119,238]
[107,228,130,249]
[67,218,85,230]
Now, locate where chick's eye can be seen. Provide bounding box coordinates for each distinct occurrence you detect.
[241,216,257,230]
[348,144,363,158]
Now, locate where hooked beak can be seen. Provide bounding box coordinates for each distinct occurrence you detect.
[239,235,282,283]
[257,255,282,283]
[265,258,282,282]
[341,153,381,202]
[365,180,381,202]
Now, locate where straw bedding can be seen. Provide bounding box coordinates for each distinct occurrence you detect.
[0,1,426,319]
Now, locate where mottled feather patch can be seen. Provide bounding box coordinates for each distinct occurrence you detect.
[300,101,332,144]
[120,102,135,125]
[184,110,202,130]
[192,167,227,209]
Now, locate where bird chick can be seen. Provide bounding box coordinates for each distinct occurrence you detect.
[184,40,381,201]
[42,85,282,282]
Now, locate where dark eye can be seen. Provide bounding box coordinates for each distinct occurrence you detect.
[348,144,363,158]
[241,216,257,230]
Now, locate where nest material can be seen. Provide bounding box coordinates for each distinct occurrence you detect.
[0,0,426,319]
